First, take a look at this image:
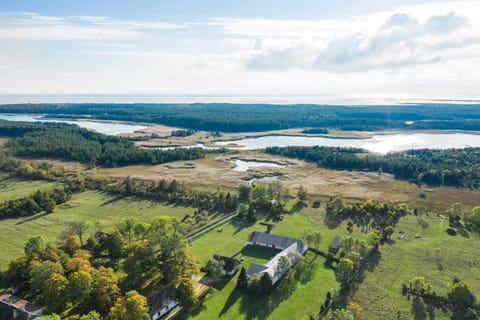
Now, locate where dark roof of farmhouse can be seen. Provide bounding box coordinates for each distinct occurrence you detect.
[247,231,308,253]
[147,284,177,315]
[329,235,343,249]
[213,254,240,272]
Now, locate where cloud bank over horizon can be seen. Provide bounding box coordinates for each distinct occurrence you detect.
[0,0,479,101]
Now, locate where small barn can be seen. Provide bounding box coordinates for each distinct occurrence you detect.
[213,255,241,276]
[328,235,343,254]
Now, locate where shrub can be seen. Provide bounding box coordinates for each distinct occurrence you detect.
[446,228,457,236]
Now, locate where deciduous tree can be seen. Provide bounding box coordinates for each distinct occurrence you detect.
[302,230,322,250]
[204,258,225,281]
[336,258,354,284]
[107,290,149,320]
[176,278,197,310]
[43,273,69,312]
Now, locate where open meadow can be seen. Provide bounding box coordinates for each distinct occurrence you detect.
[98,152,480,208]
[0,173,58,202]
[0,189,194,270]
[347,213,480,320]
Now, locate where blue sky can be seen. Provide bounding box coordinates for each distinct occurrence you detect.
[0,0,479,102]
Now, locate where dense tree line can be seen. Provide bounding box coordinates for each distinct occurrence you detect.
[0,187,71,220]
[1,103,480,132]
[0,120,211,167]
[171,129,197,137]
[265,146,480,188]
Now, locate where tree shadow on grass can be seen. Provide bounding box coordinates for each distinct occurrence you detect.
[290,201,306,213]
[219,287,243,317]
[332,248,382,310]
[238,276,298,320]
[15,211,51,225]
[297,255,318,285]
[211,277,232,291]
[176,297,207,320]
[99,195,124,207]
[230,218,255,235]
[456,226,470,238]
[235,256,319,320]
[411,296,427,320]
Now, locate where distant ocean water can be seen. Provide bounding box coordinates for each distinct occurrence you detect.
[1,94,479,105]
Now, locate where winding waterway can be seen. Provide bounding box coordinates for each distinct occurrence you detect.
[0,114,147,135]
[214,133,480,154]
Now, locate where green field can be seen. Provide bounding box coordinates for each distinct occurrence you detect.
[0,190,194,270]
[349,214,480,320]
[0,173,57,202]
[187,251,336,320]
[1,174,479,319]
[187,211,346,320]
[187,205,480,320]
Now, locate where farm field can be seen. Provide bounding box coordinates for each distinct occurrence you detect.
[349,214,480,320]
[0,190,194,270]
[0,173,58,202]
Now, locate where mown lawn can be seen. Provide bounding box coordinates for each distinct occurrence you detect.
[187,210,344,320]
[0,173,58,202]
[186,249,337,320]
[349,214,480,320]
[0,190,194,270]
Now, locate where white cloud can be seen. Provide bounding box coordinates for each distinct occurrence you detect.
[1,1,480,100]
[0,12,187,41]
[245,10,479,72]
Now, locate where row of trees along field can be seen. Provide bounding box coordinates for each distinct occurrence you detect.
[265,146,480,188]
[88,176,239,212]
[0,120,212,167]
[403,276,479,319]
[325,197,409,238]
[1,103,480,132]
[0,149,239,217]
[0,216,198,319]
[0,187,71,220]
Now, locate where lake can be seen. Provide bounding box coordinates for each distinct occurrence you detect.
[214,133,480,154]
[0,114,147,135]
[232,159,286,172]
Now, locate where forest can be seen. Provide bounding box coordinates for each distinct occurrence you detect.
[1,103,480,132]
[0,120,210,167]
[265,146,480,188]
